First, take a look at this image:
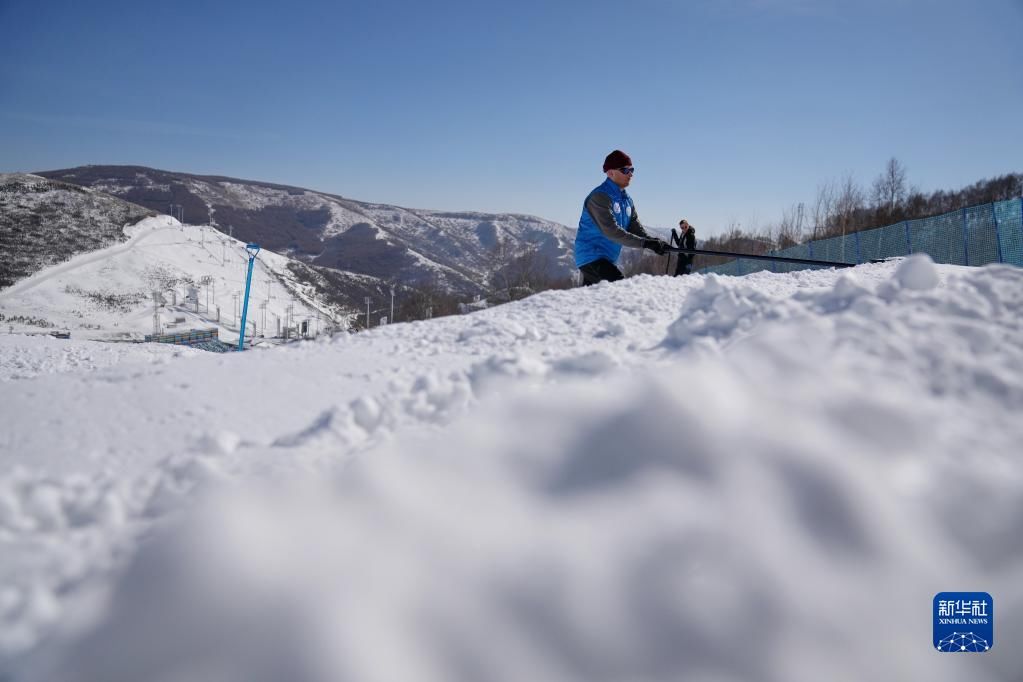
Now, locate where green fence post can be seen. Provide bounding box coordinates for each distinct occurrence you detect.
[904,221,912,254]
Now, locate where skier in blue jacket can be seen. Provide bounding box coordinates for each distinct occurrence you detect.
[574,150,669,285]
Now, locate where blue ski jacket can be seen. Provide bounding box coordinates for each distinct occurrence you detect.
[574,178,650,268]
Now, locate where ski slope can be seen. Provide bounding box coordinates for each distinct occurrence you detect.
[0,216,346,343]
[1,256,1021,681]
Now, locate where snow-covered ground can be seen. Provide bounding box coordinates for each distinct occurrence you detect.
[1,256,1021,681]
[0,216,345,343]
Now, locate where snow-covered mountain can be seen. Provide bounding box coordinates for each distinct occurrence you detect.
[1,256,1021,681]
[0,173,154,288]
[2,171,483,339]
[0,213,356,342]
[36,165,577,295]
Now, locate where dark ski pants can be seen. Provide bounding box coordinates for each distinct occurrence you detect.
[673,230,696,276]
[673,255,694,276]
[579,258,624,286]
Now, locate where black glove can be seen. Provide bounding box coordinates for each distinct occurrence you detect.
[643,238,669,256]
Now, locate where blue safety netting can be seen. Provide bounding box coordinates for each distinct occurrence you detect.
[995,198,1023,266]
[700,197,1023,275]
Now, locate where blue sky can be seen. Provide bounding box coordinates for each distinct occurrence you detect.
[2,0,1021,237]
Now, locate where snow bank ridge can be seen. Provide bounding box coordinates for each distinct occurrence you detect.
[4,257,1023,682]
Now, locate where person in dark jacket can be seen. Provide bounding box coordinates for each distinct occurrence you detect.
[673,219,696,276]
[574,150,670,285]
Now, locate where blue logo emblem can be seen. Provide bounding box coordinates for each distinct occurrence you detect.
[934,592,993,652]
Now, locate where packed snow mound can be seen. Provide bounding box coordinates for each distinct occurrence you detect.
[0,334,200,380]
[3,257,1022,681]
[894,252,941,290]
[122,213,180,238]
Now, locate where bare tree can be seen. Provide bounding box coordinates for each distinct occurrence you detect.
[484,238,515,301]
[619,247,665,277]
[485,239,557,302]
[698,221,775,270]
[393,278,461,322]
[871,157,908,223]
[811,182,836,240]
[771,202,806,250]
[833,174,865,238]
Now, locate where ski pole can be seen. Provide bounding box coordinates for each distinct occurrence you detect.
[665,228,680,275]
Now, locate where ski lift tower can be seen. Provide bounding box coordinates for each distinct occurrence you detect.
[237,243,260,351]
[199,275,213,313]
[151,291,164,335]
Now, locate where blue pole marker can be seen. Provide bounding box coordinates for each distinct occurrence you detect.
[237,243,260,351]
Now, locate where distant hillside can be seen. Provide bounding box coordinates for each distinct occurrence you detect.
[0,215,359,341]
[0,173,155,288]
[0,175,430,333]
[36,165,577,297]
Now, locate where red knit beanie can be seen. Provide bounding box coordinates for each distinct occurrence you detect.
[602,150,633,172]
